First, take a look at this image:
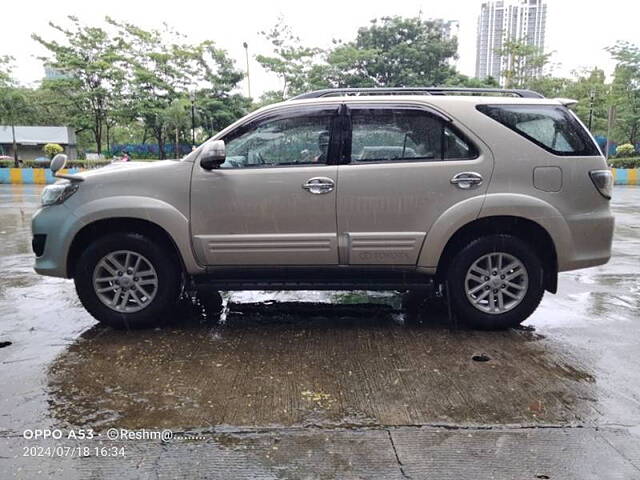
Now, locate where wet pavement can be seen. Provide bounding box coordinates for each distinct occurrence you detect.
[1,184,639,479]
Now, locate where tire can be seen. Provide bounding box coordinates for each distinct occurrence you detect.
[446,234,544,330]
[74,232,182,329]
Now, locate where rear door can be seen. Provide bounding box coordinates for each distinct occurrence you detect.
[190,104,341,265]
[336,102,493,265]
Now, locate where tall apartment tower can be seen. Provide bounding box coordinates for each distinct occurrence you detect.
[475,0,547,84]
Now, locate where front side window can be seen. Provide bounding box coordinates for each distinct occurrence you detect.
[222,111,334,168]
[349,108,477,163]
[477,104,600,156]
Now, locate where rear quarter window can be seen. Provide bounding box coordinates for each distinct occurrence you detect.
[477,104,600,156]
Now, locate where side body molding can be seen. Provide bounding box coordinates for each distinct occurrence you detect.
[69,196,204,275]
[417,193,571,270]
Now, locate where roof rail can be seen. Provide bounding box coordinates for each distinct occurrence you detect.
[290,87,544,100]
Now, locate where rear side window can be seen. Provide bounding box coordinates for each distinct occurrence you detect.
[349,108,477,163]
[477,104,600,156]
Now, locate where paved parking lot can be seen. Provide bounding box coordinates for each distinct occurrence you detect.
[1,184,639,478]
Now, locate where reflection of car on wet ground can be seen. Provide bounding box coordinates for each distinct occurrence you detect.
[31,87,615,330]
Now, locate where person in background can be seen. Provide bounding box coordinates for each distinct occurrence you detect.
[121,151,130,162]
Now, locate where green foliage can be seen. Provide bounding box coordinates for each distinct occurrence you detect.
[32,16,128,154]
[24,16,244,158]
[442,73,500,88]
[2,15,639,156]
[496,39,552,88]
[257,16,458,97]
[108,18,245,158]
[0,81,32,165]
[43,143,63,158]
[0,55,16,87]
[615,143,636,157]
[606,41,640,145]
[256,17,325,98]
[608,157,640,169]
[163,98,190,156]
[557,69,609,136]
[346,16,458,87]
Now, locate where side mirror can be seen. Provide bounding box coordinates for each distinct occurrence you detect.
[200,140,226,170]
[50,154,68,174]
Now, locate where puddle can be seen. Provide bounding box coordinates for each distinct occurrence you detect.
[45,301,598,431]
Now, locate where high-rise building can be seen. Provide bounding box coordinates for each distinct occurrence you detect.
[475,0,547,85]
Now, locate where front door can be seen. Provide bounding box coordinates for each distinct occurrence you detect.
[336,103,493,265]
[190,105,340,265]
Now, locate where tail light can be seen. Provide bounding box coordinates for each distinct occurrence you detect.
[589,170,613,199]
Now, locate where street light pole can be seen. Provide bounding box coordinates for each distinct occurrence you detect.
[588,88,595,131]
[243,42,251,98]
[605,105,616,160]
[11,123,18,167]
[190,91,196,147]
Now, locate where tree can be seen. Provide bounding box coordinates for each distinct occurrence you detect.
[561,69,609,135]
[32,16,128,155]
[496,39,551,88]
[110,18,245,157]
[343,16,458,87]
[607,41,640,145]
[256,17,324,99]
[257,16,459,98]
[163,98,190,158]
[0,59,32,166]
[311,43,378,88]
[443,72,500,88]
[0,55,15,87]
[0,89,30,166]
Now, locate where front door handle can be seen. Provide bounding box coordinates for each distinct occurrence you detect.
[302,177,335,194]
[450,172,483,189]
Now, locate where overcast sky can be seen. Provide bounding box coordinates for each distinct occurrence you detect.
[2,0,638,96]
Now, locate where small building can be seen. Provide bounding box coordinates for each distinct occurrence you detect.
[0,126,77,161]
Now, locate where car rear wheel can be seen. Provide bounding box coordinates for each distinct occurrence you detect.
[446,234,544,330]
[74,232,182,329]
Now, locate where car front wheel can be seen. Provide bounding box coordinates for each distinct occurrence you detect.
[446,234,544,330]
[74,232,182,329]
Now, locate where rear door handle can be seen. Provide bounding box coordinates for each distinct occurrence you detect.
[302,177,335,194]
[450,172,483,189]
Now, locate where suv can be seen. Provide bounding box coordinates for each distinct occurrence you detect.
[32,87,615,330]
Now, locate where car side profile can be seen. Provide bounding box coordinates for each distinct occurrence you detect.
[31,87,615,330]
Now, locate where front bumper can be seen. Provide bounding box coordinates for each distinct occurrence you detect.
[31,204,82,278]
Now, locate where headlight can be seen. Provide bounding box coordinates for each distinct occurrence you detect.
[41,183,79,206]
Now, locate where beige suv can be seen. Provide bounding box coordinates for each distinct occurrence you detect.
[32,87,615,329]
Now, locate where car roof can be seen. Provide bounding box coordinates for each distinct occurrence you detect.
[281,95,566,108]
[207,93,570,148]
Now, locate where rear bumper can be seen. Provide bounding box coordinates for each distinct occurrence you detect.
[558,210,615,272]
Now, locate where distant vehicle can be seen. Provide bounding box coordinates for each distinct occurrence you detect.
[32,87,614,330]
[34,156,51,168]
